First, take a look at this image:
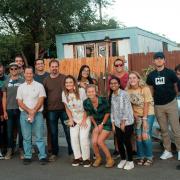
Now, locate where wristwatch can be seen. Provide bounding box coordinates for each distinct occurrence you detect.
[101,122,104,125]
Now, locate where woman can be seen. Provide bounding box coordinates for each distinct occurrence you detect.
[83,84,114,168]
[108,58,130,159]
[108,58,128,90]
[62,75,91,167]
[110,76,134,170]
[127,71,155,166]
[77,65,96,89]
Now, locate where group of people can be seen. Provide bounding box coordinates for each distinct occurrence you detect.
[0,52,180,170]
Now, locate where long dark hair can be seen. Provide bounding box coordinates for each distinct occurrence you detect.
[77,65,94,84]
[108,75,121,105]
[64,75,80,100]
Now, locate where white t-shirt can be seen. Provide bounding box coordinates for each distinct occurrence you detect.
[62,88,87,123]
[16,80,46,112]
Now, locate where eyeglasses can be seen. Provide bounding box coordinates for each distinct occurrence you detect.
[10,68,18,71]
[36,63,44,65]
[114,64,124,67]
[82,70,90,73]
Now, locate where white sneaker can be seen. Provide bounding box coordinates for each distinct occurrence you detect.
[117,160,127,169]
[178,151,180,161]
[0,150,4,160]
[160,150,173,160]
[123,161,134,170]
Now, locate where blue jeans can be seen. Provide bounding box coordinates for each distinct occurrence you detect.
[7,109,23,149]
[136,115,155,160]
[20,111,46,159]
[47,110,72,155]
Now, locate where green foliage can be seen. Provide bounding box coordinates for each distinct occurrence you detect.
[0,34,23,65]
[0,0,119,64]
[142,65,155,81]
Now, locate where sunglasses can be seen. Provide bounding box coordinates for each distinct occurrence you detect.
[10,68,18,71]
[114,64,124,67]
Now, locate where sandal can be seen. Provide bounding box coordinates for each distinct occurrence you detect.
[136,159,144,165]
[143,159,153,166]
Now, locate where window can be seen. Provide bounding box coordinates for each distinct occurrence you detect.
[75,45,85,58]
[85,44,95,57]
[163,42,168,51]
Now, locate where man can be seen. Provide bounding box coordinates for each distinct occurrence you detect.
[44,59,72,162]
[34,59,51,153]
[146,52,180,160]
[0,63,7,159]
[15,54,25,77]
[16,67,47,165]
[2,63,24,160]
[34,59,49,84]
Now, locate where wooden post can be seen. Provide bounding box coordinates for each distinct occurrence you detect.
[35,43,39,60]
[21,51,28,67]
[104,36,110,96]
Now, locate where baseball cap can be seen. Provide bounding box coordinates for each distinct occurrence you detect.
[153,52,165,60]
[8,62,19,68]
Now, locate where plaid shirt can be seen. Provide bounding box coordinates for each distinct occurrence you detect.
[83,96,111,126]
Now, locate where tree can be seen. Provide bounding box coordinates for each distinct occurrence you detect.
[94,0,115,24]
[0,34,22,64]
[0,0,119,64]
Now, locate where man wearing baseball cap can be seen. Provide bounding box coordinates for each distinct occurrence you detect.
[2,62,24,160]
[146,52,180,160]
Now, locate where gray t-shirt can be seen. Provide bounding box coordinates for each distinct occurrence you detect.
[2,77,24,109]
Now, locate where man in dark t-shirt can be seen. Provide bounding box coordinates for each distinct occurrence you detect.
[34,59,49,84]
[146,52,180,161]
[34,59,51,152]
[43,59,72,162]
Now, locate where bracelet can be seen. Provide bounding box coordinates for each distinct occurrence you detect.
[142,117,147,120]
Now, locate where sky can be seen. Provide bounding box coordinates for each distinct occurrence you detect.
[104,0,180,43]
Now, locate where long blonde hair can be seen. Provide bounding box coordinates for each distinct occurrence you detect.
[126,71,146,90]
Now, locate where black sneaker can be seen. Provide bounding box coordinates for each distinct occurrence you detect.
[112,150,120,159]
[72,159,80,167]
[132,151,137,156]
[39,158,48,165]
[83,160,91,168]
[23,158,32,165]
[68,149,73,156]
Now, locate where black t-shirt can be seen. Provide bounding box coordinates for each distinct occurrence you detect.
[146,68,178,105]
[34,72,49,84]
